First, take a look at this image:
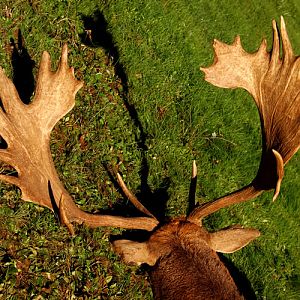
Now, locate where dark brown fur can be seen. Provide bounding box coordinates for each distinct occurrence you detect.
[147,220,243,300]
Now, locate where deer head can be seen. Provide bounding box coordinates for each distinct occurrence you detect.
[0,16,299,299]
[113,163,259,299]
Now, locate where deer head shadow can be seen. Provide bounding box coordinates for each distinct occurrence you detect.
[80,11,169,221]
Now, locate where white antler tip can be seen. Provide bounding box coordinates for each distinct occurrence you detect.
[233,35,241,46]
[192,160,197,178]
[61,44,69,65]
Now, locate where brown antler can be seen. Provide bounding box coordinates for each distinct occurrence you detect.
[189,17,300,223]
[116,173,157,219]
[0,44,158,234]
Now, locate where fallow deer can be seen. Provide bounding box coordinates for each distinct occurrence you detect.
[0,16,299,299]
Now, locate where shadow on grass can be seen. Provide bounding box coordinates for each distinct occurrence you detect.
[10,29,35,105]
[219,254,257,300]
[80,11,169,221]
[0,29,34,177]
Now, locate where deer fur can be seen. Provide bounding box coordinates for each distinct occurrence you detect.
[114,218,259,299]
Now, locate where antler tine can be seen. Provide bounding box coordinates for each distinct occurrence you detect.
[187,160,197,214]
[189,17,300,224]
[116,172,158,220]
[192,160,197,179]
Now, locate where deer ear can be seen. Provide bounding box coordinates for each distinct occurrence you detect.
[210,226,260,253]
[112,240,158,266]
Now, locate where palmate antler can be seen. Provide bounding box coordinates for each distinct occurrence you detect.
[189,16,300,222]
[0,44,158,234]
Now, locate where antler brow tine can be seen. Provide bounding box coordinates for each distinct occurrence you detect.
[116,172,157,220]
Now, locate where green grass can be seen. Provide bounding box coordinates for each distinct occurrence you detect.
[0,0,300,299]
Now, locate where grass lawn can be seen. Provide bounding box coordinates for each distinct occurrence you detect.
[0,0,300,299]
